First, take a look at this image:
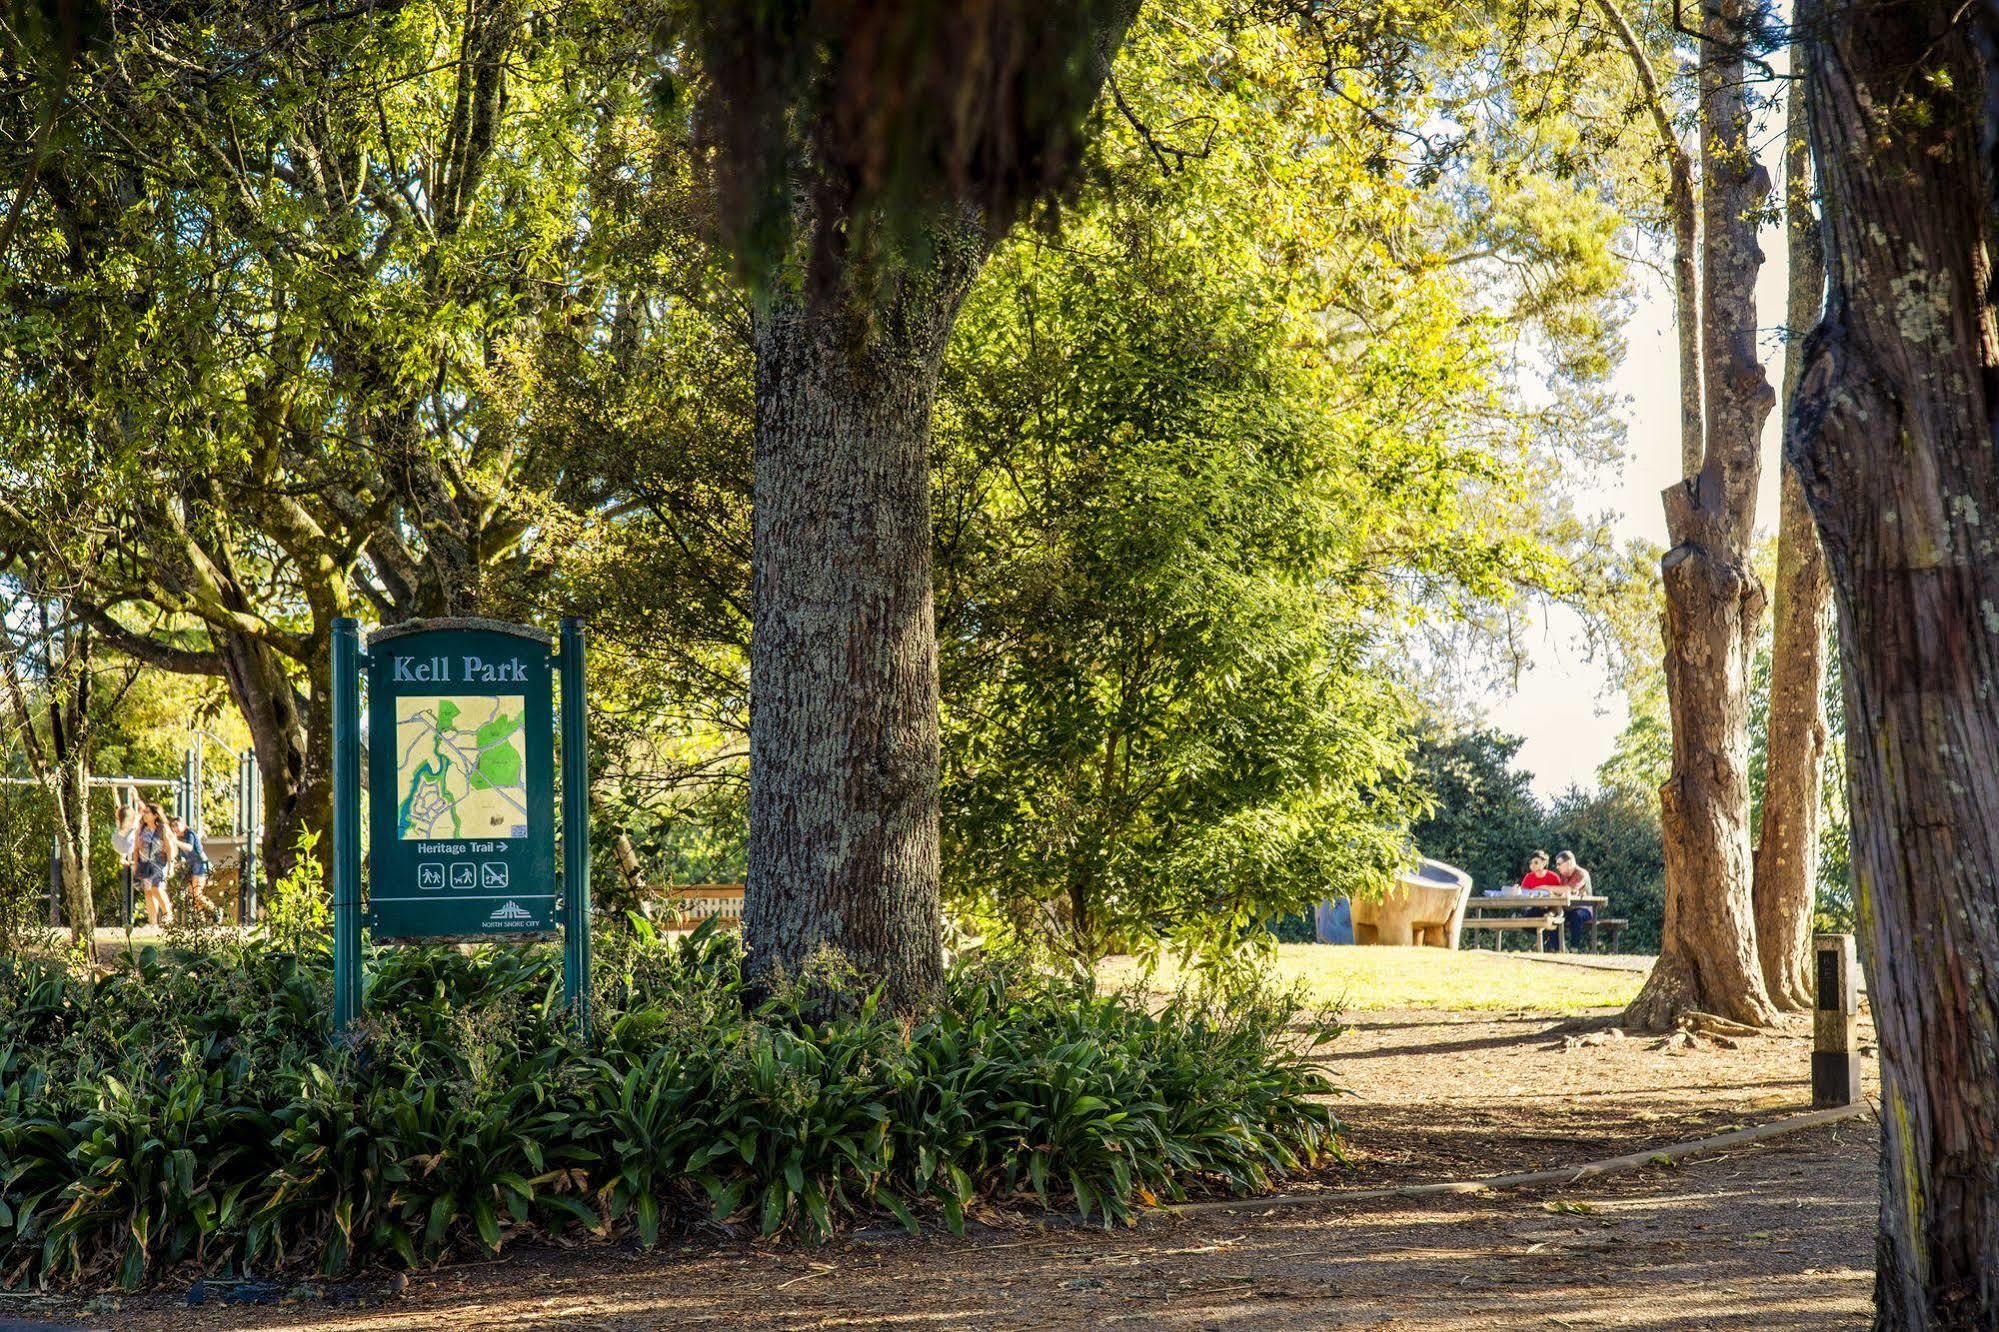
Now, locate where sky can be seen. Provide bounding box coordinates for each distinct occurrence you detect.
[1482,182,1796,799]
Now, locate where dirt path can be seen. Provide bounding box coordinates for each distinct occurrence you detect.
[41,1007,1882,1331]
[1327,1006,1877,1187]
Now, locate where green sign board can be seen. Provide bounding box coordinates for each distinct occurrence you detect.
[329,615,592,1038]
[366,621,557,937]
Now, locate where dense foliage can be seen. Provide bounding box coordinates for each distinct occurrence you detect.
[0,928,1339,1290]
[1,0,689,877]
[0,785,53,952]
[1,0,1640,970]
[924,9,1597,963]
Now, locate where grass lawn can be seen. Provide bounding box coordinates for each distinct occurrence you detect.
[1110,944,1649,1015]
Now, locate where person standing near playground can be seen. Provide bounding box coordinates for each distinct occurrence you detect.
[131,804,176,928]
[110,790,140,862]
[170,814,221,924]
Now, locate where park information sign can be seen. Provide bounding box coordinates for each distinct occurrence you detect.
[329,615,592,1037]
[367,621,556,936]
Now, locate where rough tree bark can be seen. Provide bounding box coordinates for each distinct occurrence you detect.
[1623,0,1779,1032]
[220,632,325,882]
[743,231,986,1013]
[728,2,1143,1015]
[1752,472,1829,1009]
[1751,66,1832,1012]
[52,746,92,941]
[1793,0,1999,1323]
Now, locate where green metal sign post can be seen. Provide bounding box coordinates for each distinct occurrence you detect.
[330,616,591,1038]
[559,618,592,1030]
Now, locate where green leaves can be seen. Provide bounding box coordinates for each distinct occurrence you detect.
[687,0,1141,300]
[0,939,1338,1287]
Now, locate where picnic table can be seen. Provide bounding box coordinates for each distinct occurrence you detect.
[661,883,745,930]
[1461,891,1611,954]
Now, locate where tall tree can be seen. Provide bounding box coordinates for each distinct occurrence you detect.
[1750,61,1831,1012]
[1604,0,1781,1030]
[0,0,668,875]
[689,2,1144,1011]
[1792,0,1999,1323]
[933,2,1623,966]
[562,1,1637,972]
[0,596,99,942]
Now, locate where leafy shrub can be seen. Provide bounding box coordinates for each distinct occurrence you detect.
[0,921,1339,1289]
[259,829,330,956]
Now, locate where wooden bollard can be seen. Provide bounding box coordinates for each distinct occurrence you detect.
[1813,933,1862,1108]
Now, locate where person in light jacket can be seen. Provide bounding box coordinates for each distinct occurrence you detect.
[131,803,176,928]
[1554,850,1596,950]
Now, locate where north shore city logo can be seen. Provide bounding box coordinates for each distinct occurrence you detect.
[487,900,534,925]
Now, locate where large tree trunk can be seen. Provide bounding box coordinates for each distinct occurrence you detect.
[1793,1,1999,1323]
[1624,0,1779,1032]
[50,636,95,942]
[218,632,323,881]
[1752,468,1829,1008]
[743,236,985,1014]
[1634,522,1777,1029]
[1752,68,1832,1012]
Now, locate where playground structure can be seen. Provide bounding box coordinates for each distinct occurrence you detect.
[1,730,264,928]
[1315,858,1474,949]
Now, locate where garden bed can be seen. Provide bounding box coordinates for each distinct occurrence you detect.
[0,926,1338,1291]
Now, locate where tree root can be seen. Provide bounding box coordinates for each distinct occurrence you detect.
[1553,1027,1627,1052]
[1649,1011,1779,1053]
[1678,1011,1766,1038]
[1622,954,1781,1034]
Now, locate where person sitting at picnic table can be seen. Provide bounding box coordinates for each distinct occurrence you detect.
[1517,850,1564,950]
[1518,850,1562,892]
[1555,850,1595,950]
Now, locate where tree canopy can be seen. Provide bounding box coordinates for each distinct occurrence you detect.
[1,0,1653,973]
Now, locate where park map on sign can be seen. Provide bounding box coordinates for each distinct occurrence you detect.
[395,695,529,841]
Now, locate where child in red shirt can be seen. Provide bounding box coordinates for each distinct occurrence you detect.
[1519,850,1561,891]
[1518,850,1563,952]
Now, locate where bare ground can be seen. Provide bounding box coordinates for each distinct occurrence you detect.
[27,1002,1882,1331]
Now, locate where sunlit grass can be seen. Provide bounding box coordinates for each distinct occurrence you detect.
[1105,944,1648,1015]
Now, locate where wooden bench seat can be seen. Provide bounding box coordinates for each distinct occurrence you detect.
[1463,914,1562,951]
[1586,917,1628,952]
[664,884,745,930]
